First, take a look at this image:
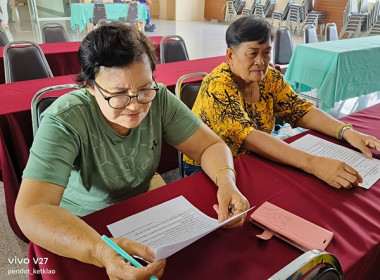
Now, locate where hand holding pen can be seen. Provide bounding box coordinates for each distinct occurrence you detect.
[100,235,166,280]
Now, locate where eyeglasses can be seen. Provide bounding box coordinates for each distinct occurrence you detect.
[93,77,159,109]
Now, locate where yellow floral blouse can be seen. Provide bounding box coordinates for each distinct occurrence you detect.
[183,62,313,166]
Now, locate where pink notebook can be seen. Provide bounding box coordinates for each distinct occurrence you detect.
[250,202,334,251]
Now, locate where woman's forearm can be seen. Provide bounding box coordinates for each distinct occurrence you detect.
[15,180,105,268]
[296,108,344,138]
[244,130,316,174]
[200,141,236,186]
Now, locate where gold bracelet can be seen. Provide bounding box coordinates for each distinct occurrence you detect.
[336,124,353,140]
[214,166,236,185]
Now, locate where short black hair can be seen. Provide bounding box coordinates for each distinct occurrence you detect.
[76,23,157,86]
[226,16,274,48]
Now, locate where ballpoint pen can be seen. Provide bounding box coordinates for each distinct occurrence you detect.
[101,235,158,280]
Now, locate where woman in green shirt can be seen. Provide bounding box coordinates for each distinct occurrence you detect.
[15,23,249,280]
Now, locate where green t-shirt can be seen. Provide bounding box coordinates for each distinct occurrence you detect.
[23,85,201,216]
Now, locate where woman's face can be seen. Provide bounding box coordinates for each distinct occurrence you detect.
[89,54,155,135]
[227,39,272,84]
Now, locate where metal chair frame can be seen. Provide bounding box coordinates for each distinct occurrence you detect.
[269,249,344,280]
[271,0,293,27]
[41,23,70,43]
[31,84,81,136]
[174,72,208,178]
[225,0,238,22]
[3,40,53,84]
[160,35,190,64]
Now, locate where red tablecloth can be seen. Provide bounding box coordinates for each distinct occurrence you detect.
[0,37,163,84]
[0,55,226,242]
[27,103,380,280]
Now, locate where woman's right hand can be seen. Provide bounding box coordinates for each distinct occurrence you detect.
[95,237,166,280]
[310,156,362,189]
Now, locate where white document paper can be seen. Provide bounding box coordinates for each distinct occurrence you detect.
[107,196,253,261]
[290,134,380,189]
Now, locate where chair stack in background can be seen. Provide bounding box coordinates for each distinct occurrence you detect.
[241,1,257,16]
[300,10,327,36]
[286,0,309,35]
[339,0,370,38]
[271,0,292,27]
[364,0,380,35]
[234,0,247,15]
[225,0,238,22]
[254,0,276,18]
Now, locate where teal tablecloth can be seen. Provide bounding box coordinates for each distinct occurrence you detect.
[284,36,380,111]
[70,3,148,33]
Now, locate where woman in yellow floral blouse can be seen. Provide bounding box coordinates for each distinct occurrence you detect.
[183,15,380,189]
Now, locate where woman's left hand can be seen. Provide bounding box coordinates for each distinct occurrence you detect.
[213,182,250,229]
[343,129,380,158]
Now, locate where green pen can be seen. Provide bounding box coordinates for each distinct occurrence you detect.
[101,235,158,280]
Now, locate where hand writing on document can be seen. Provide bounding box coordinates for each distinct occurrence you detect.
[213,180,250,229]
[95,237,166,280]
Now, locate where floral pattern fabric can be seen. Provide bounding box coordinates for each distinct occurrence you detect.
[183,62,313,166]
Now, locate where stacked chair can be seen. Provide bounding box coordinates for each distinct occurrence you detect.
[254,0,276,18]
[234,0,247,15]
[299,0,327,37]
[241,1,257,16]
[300,11,327,36]
[339,0,370,38]
[286,0,309,35]
[364,0,380,35]
[271,0,293,27]
[225,0,238,22]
